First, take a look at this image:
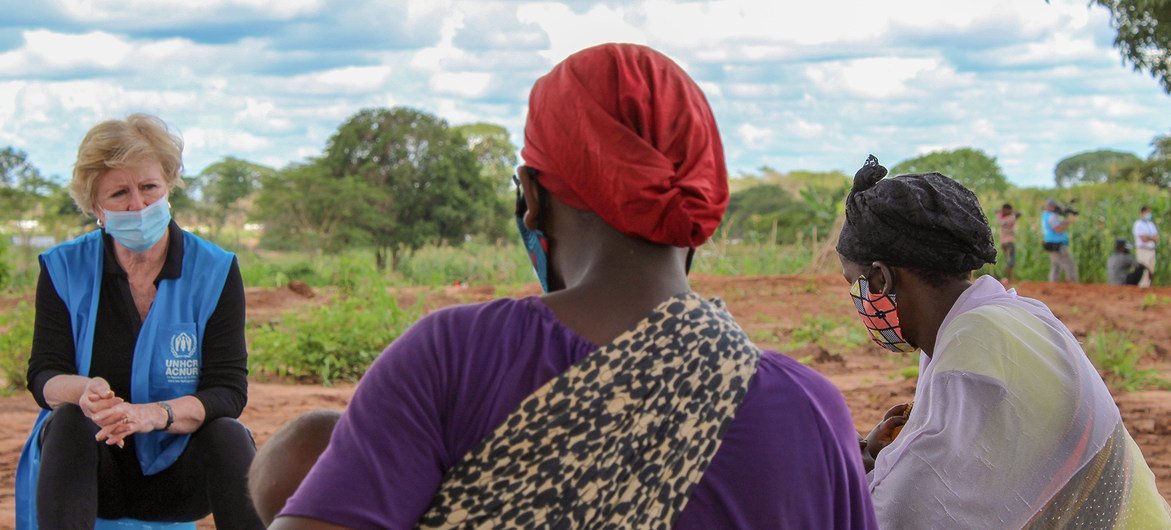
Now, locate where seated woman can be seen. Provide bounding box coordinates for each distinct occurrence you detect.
[15,114,264,529]
[1107,238,1147,286]
[842,156,1171,528]
[267,44,877,529]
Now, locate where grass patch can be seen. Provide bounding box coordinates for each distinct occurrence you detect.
[1084,328,1169,392]
[785,315,870,351]
[0,302,34,393]
[248,276,423,385]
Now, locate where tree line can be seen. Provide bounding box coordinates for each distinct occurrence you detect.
[0,107,1167,272]
[1,107,517,271]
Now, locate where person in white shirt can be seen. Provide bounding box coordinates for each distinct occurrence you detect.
[1133,205,1159,288]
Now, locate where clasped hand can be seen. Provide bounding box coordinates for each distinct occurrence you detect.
[79,377,164,448]
[859,402,910,472]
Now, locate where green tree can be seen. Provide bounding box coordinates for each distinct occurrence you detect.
[322,107,495,269]
[1094,0,1171,93]
[1054,149,1143,187]
[192,157,274,239]
[0,147,58,219]
[0,147,61,248]
[452,122,517,240]
[252,161,377,252]
[1109,132,1171,186]
[890,148,1010,193]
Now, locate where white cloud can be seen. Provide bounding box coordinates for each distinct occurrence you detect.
[516,3,645,63]
[55,0,323,24]
[737,123,773,149]
[805,57,943,98]
[0,0,1166,188]
[184,127,270,152]
[430,72,492,98]
[785,118,825,140]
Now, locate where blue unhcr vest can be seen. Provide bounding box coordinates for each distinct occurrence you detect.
[15,229,233,530]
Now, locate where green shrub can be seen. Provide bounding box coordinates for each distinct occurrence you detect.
[396,241,531,287]
[1084,328,1168,392]
[785,314,870,351]
[0,237,11,289]
[0,302,34,392]
[693,242,814,276]
[248,277,422,384]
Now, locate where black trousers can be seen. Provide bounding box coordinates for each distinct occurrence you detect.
[37,404,264,529]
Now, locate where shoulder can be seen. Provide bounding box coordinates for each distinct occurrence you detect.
[364,297,543,378]
[40,230,102,260]
[732,352,855,441]
[402,297,545,347]
[935,301,1072,380]
[753,352,848,408]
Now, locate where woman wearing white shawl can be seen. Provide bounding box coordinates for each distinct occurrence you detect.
[838,156,1170,529]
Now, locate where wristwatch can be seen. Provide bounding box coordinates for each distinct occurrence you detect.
[156,401,174,431]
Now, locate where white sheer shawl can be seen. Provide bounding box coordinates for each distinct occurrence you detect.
[868,275,1170,529]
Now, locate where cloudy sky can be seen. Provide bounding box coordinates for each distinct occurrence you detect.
[1,0,1167,188]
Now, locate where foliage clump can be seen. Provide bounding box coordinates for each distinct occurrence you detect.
[249,276,422,385]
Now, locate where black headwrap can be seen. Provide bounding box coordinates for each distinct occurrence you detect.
[836,155,996,272]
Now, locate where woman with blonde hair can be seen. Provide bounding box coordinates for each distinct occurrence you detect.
[16,113,263,529]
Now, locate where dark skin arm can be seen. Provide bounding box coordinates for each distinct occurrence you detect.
[859,403,910,472]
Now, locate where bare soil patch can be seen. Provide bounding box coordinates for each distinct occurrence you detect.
[2,275,1168,528]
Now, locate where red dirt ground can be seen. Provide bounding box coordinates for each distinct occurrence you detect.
[2,275,1169,528]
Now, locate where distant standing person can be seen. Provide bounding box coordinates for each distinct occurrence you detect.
[1041,199,1078,282]
[996,203,1020,282]
[1133,205,1159,287]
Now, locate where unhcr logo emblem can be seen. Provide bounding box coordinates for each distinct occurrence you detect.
[170,332,197,358]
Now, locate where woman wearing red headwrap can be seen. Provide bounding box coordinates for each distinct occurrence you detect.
[266,44,877,530]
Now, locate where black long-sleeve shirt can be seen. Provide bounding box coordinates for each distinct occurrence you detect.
[28,222,248,421]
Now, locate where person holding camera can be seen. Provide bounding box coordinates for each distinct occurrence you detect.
[1042,199,1078,282]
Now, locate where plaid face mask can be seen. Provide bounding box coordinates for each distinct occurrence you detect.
[849,275,917,353]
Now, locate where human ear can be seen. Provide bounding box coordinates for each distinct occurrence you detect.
[518,166,541,230]
[868,261,895,295]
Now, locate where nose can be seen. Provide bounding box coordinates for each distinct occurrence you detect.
[126,189,148,210]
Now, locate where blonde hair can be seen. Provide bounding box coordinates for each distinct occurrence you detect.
[70,113,184,215]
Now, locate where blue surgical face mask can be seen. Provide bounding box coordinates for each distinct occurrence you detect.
[513,173,551,293]
[1143,212,1153,221]
[102,198,171,253]
[516,214,551,293]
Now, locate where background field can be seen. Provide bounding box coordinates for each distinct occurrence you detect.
[0,269,1168,528]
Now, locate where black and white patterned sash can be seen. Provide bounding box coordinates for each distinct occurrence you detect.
[417,292,762,529]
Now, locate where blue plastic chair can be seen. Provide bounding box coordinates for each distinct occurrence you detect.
[94,518,196,529]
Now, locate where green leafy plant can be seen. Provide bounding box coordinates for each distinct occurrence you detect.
[896,366,919,380]
[1140,294,1169,310]
[1084,328,1169,392]
[248,278,422,385]
[0,302,34,392]
[785,314,869,351]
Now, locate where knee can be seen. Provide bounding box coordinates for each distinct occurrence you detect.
[192,417,255,453]
[41,404,95,444]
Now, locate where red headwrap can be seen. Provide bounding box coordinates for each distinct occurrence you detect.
[520,43,728,248]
